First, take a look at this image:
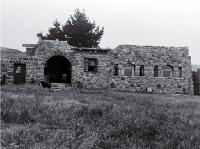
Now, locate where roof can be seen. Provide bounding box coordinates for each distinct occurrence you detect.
[72,47,111,52]
[115,44,188,50]
[22,44,38,48]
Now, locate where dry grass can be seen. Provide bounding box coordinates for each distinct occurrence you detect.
[1,84,200,149]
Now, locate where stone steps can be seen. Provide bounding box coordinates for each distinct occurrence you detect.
[51,83,71,90]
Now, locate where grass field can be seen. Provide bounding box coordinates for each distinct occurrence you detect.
[1,85,200,149]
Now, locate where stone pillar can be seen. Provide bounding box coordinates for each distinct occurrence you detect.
[144,66,152,77]
[173,67,178,78]
[158,66,162,77]
[135,66,140,76]
[118,65,124,76]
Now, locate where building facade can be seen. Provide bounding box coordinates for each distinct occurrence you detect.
[1,39,193,94]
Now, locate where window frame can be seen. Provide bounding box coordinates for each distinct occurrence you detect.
[84,58,98,73]
[124,67,133,77]
[162,65,174,77]
[122,64,136,77]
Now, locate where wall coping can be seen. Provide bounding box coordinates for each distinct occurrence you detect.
[116,44,189,49]
[113,76,185,80]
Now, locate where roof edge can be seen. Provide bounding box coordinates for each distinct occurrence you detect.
[22,44,38,48]
[116,44,189,49]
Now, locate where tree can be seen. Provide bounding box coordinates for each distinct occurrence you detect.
[63,9,104,47]
[37,9,104,48]
[37,19,65,41]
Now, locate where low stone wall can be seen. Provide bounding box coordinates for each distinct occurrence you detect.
[108,76,192,94]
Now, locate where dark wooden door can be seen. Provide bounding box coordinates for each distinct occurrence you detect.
[14,64,26,84]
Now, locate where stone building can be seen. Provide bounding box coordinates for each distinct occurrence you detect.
[0,39,193,94]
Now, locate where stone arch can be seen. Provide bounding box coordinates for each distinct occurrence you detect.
[44,55,72,84]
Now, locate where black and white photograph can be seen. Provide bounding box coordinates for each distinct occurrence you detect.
[1,0,200,148]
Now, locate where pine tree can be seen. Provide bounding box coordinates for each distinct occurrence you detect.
[37,19,65,41]
[63,9,104,47]
[37,9,104,48]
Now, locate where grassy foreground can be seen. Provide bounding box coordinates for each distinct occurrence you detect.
[1,85,200,149]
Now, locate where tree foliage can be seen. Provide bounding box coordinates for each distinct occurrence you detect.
[37,9,104,48]
[37,19,65,41]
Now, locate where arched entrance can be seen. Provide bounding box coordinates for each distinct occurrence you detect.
[44,56,71,84]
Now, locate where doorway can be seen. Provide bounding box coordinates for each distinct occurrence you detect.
[14,63,26,84]
[44,56,71,84]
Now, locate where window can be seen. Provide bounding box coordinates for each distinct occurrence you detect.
[132,65,136,76]
[84,58,97,72]
[162,65,173,77]
[123,65,135,77]
[154,66,159,77]
[178,67,182,78]
[139,65,144,76]
[124,68,132,76]
[114,64,118,76]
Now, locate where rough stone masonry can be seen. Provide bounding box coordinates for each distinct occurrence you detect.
[0,39,193,94]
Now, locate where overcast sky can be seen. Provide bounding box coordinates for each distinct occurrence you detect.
[1,0,200,64]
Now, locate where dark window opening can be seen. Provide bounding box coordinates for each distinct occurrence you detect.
[1,74,6,85]
[114,64,118,76]
[154,66,159,77]
[133,65,136,76]
[84,58,97,72]
[178,67,182,78]
[139,65,144,76]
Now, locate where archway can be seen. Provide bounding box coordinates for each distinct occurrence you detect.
[44,56,71,84]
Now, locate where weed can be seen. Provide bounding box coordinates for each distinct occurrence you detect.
[1,85,200,148]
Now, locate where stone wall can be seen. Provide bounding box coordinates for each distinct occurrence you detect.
[72,50,112,88]
[108,76,191,94]
[1,40,74,84]
[1,56,43,84]
[33,40,75,83]
[109,45,193,94]
[0,40,194,94]
[0,40,111,86]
